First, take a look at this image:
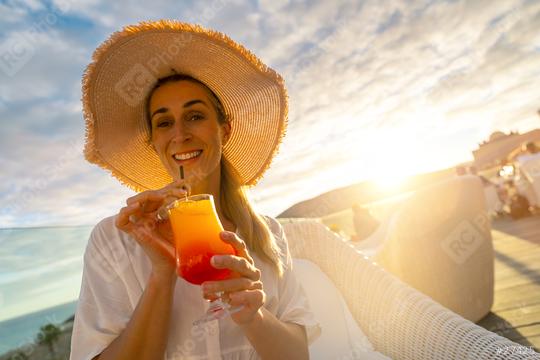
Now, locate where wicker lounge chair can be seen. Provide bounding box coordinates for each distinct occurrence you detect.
[282,219,539,359]
[356,175,494,322]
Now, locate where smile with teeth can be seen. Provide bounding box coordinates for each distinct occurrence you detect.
[173,150,202,161]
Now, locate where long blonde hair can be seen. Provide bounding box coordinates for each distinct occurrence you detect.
[220,157,283,276]
[147,74,284,276]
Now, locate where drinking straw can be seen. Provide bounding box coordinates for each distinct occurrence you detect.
[179,165,189,196]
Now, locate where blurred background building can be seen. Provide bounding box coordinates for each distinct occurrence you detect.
[473,129,540,170]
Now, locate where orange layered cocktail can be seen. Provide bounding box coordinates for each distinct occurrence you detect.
[168,194,236,285]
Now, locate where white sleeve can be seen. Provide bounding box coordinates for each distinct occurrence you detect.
[265,217,322,345]
[70,217,137,360]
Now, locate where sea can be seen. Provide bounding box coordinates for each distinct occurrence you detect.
[0,300,77,354]
[0,226,93,354]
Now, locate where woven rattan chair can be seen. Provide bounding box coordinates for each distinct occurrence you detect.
[282,219,539,359]
[344,175,494,322]
[356,175,494,322]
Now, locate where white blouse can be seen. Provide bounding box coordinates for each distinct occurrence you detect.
[70,215,320,360]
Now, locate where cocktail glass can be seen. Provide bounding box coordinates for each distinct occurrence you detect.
[167,193,243,325]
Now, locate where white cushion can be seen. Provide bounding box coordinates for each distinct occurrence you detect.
[293,259,391,360]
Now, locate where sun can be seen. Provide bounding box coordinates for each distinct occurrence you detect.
[350,128,430,193]
[374,173,408,192]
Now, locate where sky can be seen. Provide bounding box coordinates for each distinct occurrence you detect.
[0,226,89,323]
[0,0,540,228]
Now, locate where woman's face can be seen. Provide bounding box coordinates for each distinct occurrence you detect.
[149,80,230,187]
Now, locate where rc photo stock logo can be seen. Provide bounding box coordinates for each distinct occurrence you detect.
[441,216,486,265]
[0,1,74,77]
[115,63,157,107]
[0,32,36,77]
[114,35,194,107]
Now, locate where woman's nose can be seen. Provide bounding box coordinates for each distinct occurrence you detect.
[171,120,192,143]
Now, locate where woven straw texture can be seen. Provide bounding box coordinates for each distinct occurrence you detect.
[282,219,540,359]
[83,20,288,191]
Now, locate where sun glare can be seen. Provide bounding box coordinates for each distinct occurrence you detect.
[373,172,409,191]
[348,111,446,193]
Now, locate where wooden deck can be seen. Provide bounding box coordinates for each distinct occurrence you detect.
[476,215,540,352]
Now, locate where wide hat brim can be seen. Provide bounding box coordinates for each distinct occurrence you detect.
[82,20,288,191]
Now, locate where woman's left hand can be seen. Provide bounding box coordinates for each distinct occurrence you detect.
[201,231,265,325]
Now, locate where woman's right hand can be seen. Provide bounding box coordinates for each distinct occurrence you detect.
[115,181,187,278]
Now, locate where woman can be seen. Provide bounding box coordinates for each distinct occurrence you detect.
[71,21,319,360]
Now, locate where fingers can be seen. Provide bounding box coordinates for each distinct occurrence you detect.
[211,255,261,281]
[202,278,263,295]
[116,202,141,232]
[156,185,189,221]
[164,188,188,202]
[158,189,189,219]
[116,202,157,235]
[228,289,265,309]
[162,181,189,200]
[124,183,189,222]
[126,192,165,214]
[214,232,261,282]
[219,231,254,264]
[125,180,188,210]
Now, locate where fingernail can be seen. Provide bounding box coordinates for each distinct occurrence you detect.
[211,255,224,266]
[221,231,233,240]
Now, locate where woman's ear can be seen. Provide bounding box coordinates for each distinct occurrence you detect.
[222,121,232,145]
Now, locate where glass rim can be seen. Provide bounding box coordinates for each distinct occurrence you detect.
[166,193,213,211]
[180,193,212,201]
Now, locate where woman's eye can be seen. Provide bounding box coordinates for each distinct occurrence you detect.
[188,113,204,121]
[156,120,171,128]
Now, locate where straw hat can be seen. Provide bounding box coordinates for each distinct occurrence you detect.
[82,20,288,191]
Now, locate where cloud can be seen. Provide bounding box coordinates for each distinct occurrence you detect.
[3,0,540,328]
[0,129,134,227]
[0,29,88,102]
[248,0,540,214]
[1,0,540,223]
[25,272,82,297]
[0,3,30,26]
[52,0,244,29]
[0,272,81,322]
[0,256,81,285]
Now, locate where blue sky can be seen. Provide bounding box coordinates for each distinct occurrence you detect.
[0,225,89,328]
[1,0,540,227]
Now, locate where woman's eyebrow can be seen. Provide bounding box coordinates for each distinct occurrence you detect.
[150,107,168,119]
[150,99,209,120]
[183,99,208,109]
